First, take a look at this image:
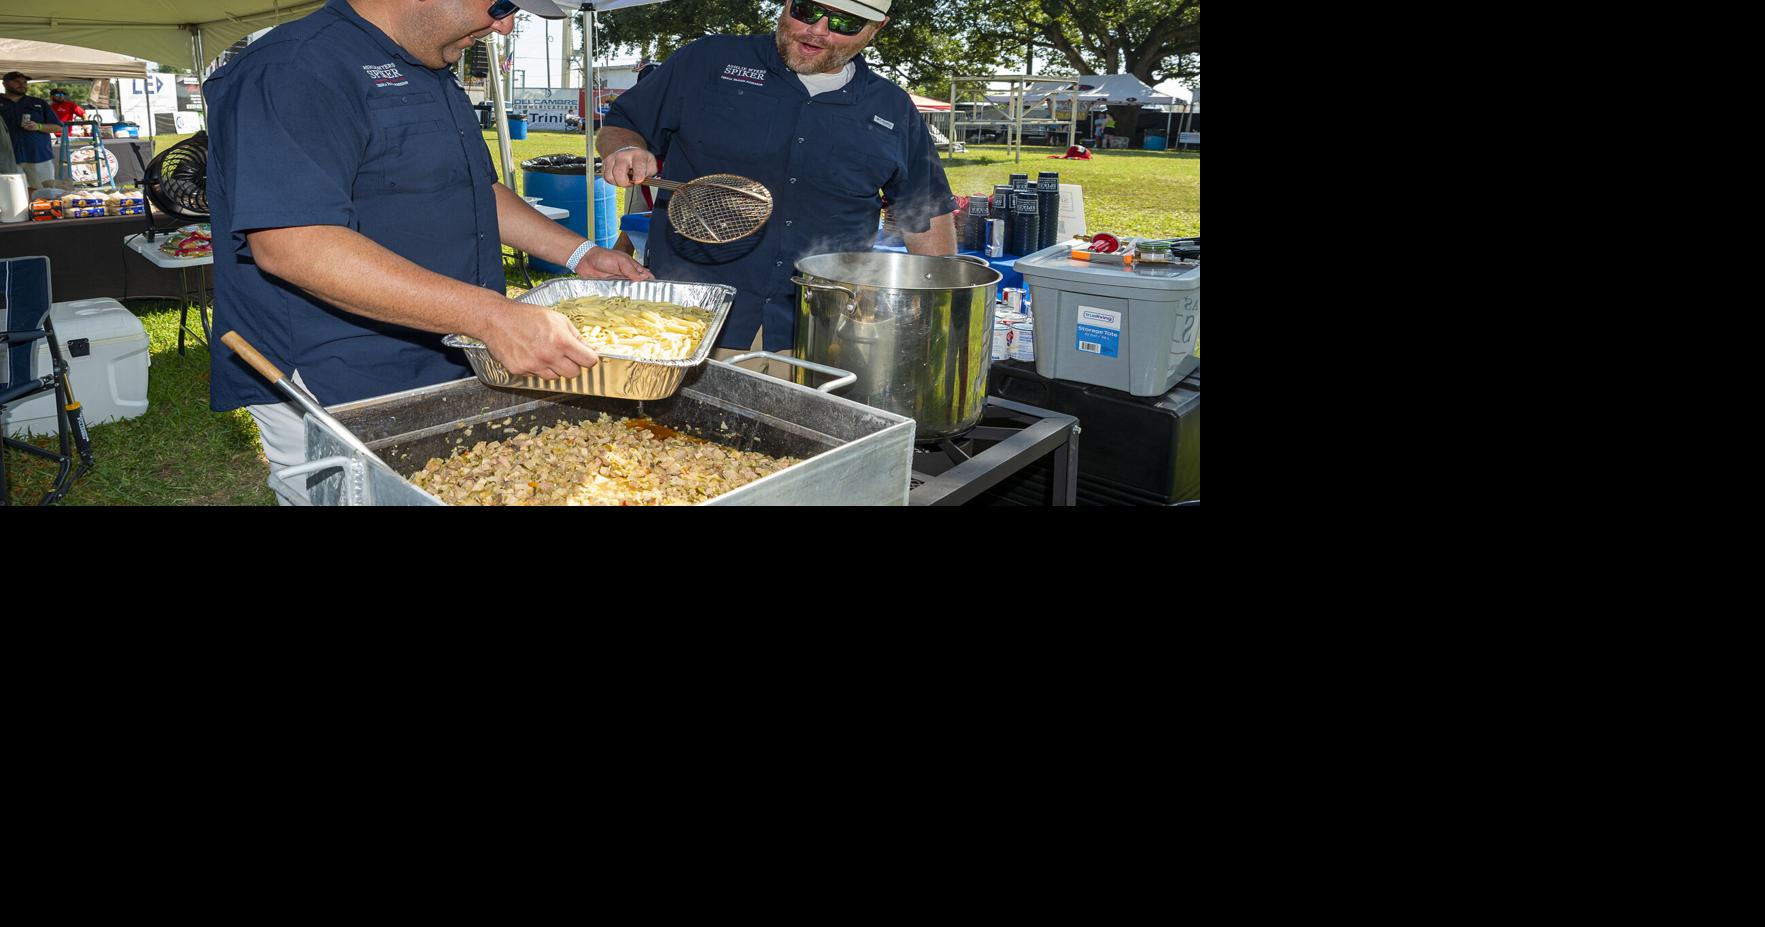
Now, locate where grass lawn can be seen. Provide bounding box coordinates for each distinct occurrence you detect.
[5,131,1195,506]
[938,144,1200,240]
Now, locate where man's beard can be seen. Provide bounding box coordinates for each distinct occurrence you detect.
[775,28,869,75]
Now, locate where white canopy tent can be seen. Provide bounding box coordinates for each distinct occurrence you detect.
[1152,81,1198,149]
[0,38,150,80]
[0,3,323,75]
[993,75,1195,149]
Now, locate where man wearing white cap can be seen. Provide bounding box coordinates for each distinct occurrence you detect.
[204,0,651,502]
[597,0,957,372]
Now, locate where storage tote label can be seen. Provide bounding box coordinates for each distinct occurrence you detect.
[1075,306,1122,358]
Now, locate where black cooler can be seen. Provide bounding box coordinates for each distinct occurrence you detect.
[981,360,1200,506]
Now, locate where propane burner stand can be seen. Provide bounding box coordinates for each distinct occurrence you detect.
[907,397,1078,506]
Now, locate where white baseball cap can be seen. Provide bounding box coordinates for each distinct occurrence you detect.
[816,0,891,20]
[506,1,573,19]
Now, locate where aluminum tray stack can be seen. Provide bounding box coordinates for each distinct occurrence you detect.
[443,277,736,401]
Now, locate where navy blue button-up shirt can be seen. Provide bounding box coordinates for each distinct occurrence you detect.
[0,94,60,164]
[205,0,501,412]
[605,34,954,352]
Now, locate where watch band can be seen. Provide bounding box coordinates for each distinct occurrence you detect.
[565,239,596,274]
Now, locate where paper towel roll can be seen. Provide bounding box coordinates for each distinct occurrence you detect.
[1,173,29,223]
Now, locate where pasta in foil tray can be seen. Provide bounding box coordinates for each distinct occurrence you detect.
[551,295,712,360]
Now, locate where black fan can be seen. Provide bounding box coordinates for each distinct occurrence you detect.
[133,131,209,241]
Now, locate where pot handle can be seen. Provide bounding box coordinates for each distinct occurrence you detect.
[790,274,859,319]
[946,253,992,267]
[725,352,857,393]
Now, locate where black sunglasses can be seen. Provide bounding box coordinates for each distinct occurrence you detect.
[488,0,519,20]
[789,0,872,36]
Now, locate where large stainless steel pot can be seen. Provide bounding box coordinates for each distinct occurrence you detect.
[792,252,1001,441]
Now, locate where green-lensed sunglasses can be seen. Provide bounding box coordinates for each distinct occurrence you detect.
[788,0,873,36]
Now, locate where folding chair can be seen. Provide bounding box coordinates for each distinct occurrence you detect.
[1,256,95,506]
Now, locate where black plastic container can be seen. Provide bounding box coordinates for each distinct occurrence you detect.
[1010,191,1040,256]
[991,184,1013,255]
[965,193,991,251]
[1037,172,1060,250]
[982,361,1200,505]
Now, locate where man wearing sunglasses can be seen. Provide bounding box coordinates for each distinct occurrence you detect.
[204,0,652,501]
[599,0,956,375]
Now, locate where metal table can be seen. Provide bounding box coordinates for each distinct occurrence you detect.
[908,397,1079,506]
[123,231,211,355]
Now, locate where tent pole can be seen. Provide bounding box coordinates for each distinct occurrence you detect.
[947,76,954,161]
[490,35,515,187]
[1068,81,1077,149]
[584,3,595,249]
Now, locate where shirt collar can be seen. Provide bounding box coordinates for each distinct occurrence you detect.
[327,0,433,73]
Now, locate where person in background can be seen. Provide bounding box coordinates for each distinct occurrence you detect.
[49,89,88,132]
[48,89,86,124]
[1,71,64,192]
[203,0,650,504]
[597,0,956,377]
[50,89,91,137]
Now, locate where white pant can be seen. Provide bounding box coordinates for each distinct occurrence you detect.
[247,370,316,506]
[19,160,55,189]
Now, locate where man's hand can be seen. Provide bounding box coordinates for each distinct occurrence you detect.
[601,145,658,188]
[576,247,654,281]
[478,303,600,382]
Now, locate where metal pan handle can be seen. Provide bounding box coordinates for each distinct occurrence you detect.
[946,254,991,267]
[724,352,856,393]
[268,456,349,506]
[790,274,859,320]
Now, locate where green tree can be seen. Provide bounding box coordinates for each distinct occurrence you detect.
[974,0,1200,86]
[594,0,777,59]
[592,0,1019,98]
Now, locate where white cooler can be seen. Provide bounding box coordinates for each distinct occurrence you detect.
[3,298,150,438]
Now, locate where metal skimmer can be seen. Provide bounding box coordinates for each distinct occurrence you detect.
[643,173,774,243]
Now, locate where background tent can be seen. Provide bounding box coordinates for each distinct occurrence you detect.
[0,38,150,80]
[0,3,322,73]
[909,93,951,113]
[1053,73,1190,106]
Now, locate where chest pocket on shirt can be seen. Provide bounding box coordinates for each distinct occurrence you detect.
[804,114,904,198]
[360,91,463,195]
[685,82,780,164]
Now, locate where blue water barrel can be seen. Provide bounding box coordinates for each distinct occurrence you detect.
[523,158,618,273]
[1143,133,1167,151]
[507,115,528,140]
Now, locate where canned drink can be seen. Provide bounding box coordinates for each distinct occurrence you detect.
[1003,288,1023,312]
[985,218,1005,258]
[1007,316,1035,361]
[996,311,1028,360]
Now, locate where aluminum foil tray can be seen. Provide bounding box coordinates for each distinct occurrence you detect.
[443,277,735,401]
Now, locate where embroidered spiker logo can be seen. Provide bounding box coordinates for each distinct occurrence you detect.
[362,62,409,88]
[721,64,766,87]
